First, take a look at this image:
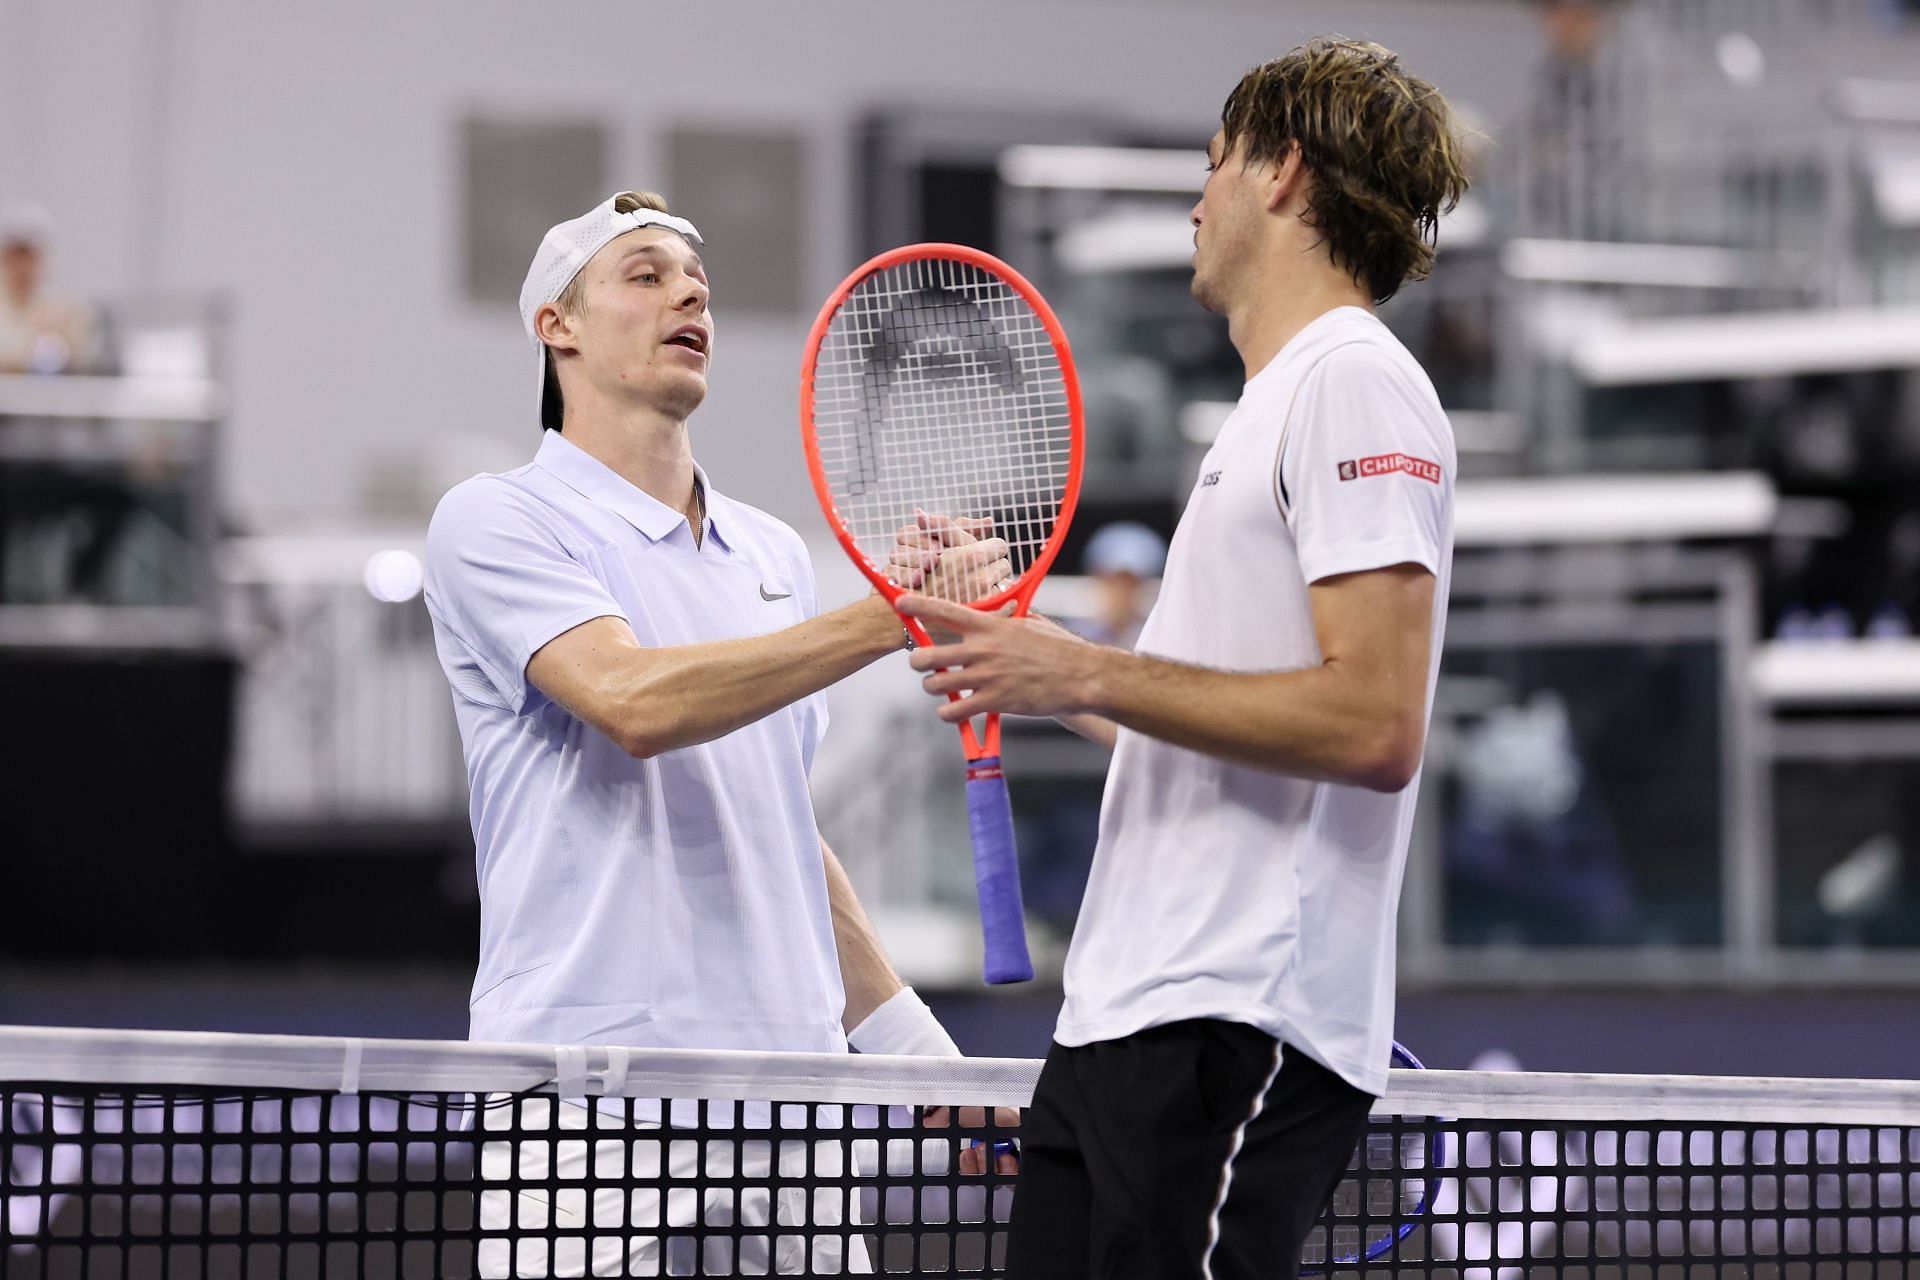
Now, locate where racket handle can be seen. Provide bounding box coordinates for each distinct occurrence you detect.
[965,757,1034,985]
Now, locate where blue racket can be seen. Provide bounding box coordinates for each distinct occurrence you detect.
[1299,1040,1447,1274]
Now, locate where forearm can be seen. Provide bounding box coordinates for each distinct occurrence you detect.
[1054,711,1118,749]
[1023,612,1118,749]
[821,839,904,1030]
[1082,648,1422,791]
[615,596,901,757]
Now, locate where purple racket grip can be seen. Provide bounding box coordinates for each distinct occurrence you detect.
[965,757,1034,984]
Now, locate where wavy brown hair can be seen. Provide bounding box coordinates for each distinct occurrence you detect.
[1221,39,1468,304]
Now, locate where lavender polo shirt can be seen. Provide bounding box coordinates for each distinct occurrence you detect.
[424,430,844,1054]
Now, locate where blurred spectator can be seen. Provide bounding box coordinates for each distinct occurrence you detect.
[1518,0,1625,239]
[1073,521,1167,649]
[0,205,99,375]
[1445,690,1640,945]
[0,204,133,604]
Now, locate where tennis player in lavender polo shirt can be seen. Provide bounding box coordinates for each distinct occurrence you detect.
[424,191,1012,1275]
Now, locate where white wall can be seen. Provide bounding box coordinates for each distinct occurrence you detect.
[0,0,1541,534]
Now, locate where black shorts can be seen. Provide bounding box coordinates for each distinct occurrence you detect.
[1006,1019,1374,1280]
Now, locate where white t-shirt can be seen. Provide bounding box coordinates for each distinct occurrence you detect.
[1055,307,1454,1096]
[424,430,845,1055]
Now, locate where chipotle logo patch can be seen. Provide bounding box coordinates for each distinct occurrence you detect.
[1338,453,1442,485]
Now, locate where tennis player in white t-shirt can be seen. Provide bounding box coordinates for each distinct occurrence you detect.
[901,40,1472,1280]
[425,191,1012,1277]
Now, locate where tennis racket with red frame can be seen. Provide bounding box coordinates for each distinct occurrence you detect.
[801,244,1085,985]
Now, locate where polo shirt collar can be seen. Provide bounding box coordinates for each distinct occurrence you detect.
[534,430,731,550]
[691,461,735,553]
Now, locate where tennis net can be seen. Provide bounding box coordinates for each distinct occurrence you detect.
[2,1024,1917,1277]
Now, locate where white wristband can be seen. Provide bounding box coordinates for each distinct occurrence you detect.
[846,987,962,1057]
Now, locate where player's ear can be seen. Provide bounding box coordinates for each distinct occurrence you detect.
[1265,143,1307,214]
[535,301,580,356]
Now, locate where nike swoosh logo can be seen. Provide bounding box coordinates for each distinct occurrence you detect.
[759,585,792,601]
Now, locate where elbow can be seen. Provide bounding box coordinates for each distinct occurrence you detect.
[1350,719,1426,794]
[611,697,680,760]
[614,701,721,759]
[617,727,664,760]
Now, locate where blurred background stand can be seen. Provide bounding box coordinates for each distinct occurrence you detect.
[0,297,226,651]
[7,0,1920,1067]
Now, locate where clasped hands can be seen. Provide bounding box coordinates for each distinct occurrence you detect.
[881,511,1094,722]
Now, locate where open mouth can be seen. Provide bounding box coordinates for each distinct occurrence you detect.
[664,327,709,356]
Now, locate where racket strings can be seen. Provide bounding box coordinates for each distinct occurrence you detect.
[810,256,1074,604]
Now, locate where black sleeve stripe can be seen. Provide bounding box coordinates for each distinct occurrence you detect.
[1272,376,1312,519]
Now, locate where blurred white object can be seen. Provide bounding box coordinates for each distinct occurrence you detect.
[1752,637,1920,704]
[1569,306,1920,385]
[1055,208,1192,274]
[1455,472,1775,545]
[1177,400,1235,445]
[1714,32,1766,86]
[363,549,424,604]
[1862,141,1920,228]
[118,327,210,380]
[997,145,1201,193]
[1502,239,1772,290]
[1818,833,1900,919]
[1455,691,1583,824]
[1469,1048,1524,1073]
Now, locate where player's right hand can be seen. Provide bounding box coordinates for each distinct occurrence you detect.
[884,510,1012,603]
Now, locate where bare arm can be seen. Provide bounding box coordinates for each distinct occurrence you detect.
[527,597,902,758]
[1023,613,1119,749]
[525,521,1012,759]
[820,836,905,1030]
[822,837,1013,1170]
[1054,711,1118,749]
[1086,565,1432,789]
[903,563,1436,792]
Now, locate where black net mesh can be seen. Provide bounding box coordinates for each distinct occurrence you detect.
[4,1035,1918,1277]
[4,1084,1020,1278]
[1304,1115,1920,1276]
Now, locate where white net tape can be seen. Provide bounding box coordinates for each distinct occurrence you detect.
[5,1027,1919,1125]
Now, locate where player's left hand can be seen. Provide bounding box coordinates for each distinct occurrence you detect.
[900,594,1100,721]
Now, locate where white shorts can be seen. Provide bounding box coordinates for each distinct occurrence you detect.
[476,1095,874,1278]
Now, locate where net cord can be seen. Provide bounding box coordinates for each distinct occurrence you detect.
[3,1027,1919,1125]
[0,1025,1039,1109]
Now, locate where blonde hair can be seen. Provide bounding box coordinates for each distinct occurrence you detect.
[1221,39,1470,304]
[543,189,672,431]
